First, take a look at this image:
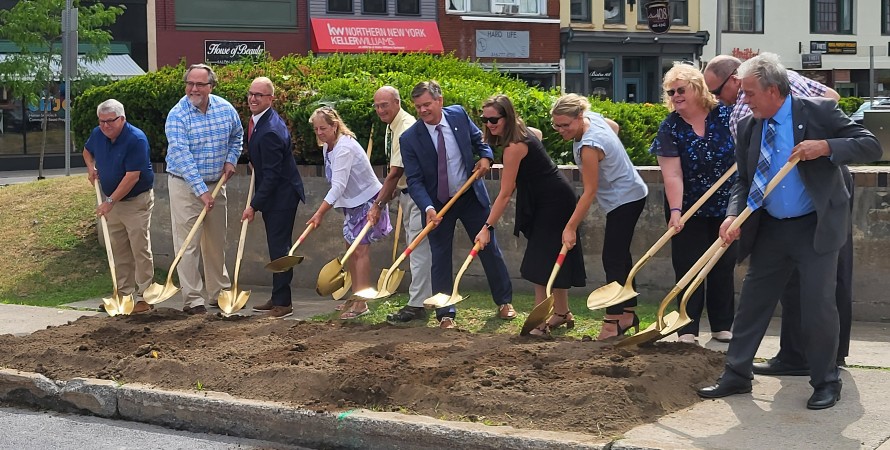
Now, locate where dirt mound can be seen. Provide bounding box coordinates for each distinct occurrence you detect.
[0,309,724,437]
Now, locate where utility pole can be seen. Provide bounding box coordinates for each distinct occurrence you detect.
[63,0,77,176]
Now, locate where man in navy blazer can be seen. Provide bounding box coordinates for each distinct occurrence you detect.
[697,54,881,410]
[241,77,305,318]
[400,80,515,329]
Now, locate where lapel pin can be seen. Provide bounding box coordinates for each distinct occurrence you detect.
[797,124,803,129]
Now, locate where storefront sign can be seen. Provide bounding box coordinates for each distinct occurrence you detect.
[588,59,614,100]
[205,40,265,65]
[810,41,857,55]
[646,1,671,34]
[801,53,822,69]
[475,30,529,59]
[311,19,443,54]
[731,47,759,60]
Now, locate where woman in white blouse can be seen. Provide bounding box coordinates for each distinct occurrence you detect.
[307,106,392,319]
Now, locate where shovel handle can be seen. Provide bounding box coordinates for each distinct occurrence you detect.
[164,177,227,284]
[341,221,373,266]
[449,242,483,297]
[94,181,122,297]
[392,202,403,263]
[232,169,256,290]
[287,223,316,256]
[366,124,374,159]
[679,243,730,316]
[545,244,569,298]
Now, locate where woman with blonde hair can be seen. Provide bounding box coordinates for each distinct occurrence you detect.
[550,93,648,340]
[474,95,586,336]
[649,62,737,344]
[307,106,392,319]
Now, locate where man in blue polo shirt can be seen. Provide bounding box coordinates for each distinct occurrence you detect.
[83,99,155,314]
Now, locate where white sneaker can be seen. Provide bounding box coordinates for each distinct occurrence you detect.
[678,334,698,344]
[711,331,733,342]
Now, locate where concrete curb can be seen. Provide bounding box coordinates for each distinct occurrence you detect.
[0,368,615,449]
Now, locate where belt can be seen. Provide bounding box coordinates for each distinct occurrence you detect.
[168,173,219,184]
[400,189,410,195]
[765,211,815,222]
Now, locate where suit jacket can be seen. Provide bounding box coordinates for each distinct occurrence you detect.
[730,96,881,259]
[248,108,305,212]
[400,105,494,211]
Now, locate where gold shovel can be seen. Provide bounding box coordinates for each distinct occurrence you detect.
[316,221,374,296]
[423,241,483,309]
[658,243,731,339]
[94,181,135,316]
[218,169,256,315]
[264,224,315,272]
[520,244,569,336]
[587,163,738,311]
[142,178,226,304]
[376,202,405,294]
[363,169,483,300]
[616,158,800,348]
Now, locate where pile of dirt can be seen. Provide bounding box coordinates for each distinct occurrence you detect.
[0,309,724,437]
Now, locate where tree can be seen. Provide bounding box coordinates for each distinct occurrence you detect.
[0,0,124,178]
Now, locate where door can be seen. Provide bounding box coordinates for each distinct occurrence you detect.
[625,78,640,103]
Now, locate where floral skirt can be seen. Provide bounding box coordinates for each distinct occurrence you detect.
[342,196,392,245]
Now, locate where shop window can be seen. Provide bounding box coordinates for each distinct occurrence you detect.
[397,0,420,15]
[721,0,763,33]
[605,0,624,24]
[363,0,387,14]
[637,0,687,26]
[448,0,546,16]
[570,0,590,22]
[176,0,297,29]
[883,0,890,35]
[811,0,853,34]
[588,58,615,101]
[328,0,353,13]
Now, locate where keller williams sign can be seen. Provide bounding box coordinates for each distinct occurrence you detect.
[205,40,265,65]
[311,18,443,54]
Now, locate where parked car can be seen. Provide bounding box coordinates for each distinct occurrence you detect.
[850,98,890,124]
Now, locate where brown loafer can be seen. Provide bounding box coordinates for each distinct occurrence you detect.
[498,304,516,320]
[439,317,456,329]
[132,301,152,314]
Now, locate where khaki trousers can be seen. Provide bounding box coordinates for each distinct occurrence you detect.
[104,189,155,299]
[168,176,230,307]
[400,192,432,307]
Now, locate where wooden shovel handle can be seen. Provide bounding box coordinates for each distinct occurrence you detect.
[232,169,256,290]
[392,202,403,263]
[94,181,122,296]
[449,242,483,297]
[366,124,374,159]
[164,177,227,284]
[341,221,373,266]
[286,223,316,256]
[545,244,569,298]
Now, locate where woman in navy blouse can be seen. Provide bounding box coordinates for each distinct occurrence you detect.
[650,63,737,345]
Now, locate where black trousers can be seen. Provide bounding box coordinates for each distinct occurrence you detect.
[602,197,646,315]
[263,207,298,307]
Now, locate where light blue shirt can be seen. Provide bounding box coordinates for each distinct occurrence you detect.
[424,116,468,197]
[165,94,243,196]
[573,111,648,213]
[763,95,814,218]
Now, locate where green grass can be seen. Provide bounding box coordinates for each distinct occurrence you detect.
[311,290,660,338]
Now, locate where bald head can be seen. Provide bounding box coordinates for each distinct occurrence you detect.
[373,85,402,124]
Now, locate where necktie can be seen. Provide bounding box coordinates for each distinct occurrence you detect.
[436,125,450,204]
[385,126,392,170]
[747,118,776,210]
[247,117,255,142]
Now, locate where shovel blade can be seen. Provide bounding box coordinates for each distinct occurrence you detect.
[231,290,252,314]
[587,282,638,311]
[423,293,460,309]
[615,311,680,348]
[331,271,352,300]
[659,314,692,338]
[521,296,554,336]
[317,257,346,296]
[102,296,120,317]
[265,255,304,273]
[376,268,404,295]
[217,290,236,315]
[144,283,180,305]
[103,294,135,316]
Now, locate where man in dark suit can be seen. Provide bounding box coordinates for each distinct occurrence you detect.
[241,77,305,318]
[400,80,515,329]
[697,53,881,410]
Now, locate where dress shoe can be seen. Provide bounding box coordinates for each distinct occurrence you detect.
[207,301,219,308]
[836,357,847,367]
[678,334,698,344]
[498,304,517,320]
[183,305,207,315]
[752,358,809,376]
[132,301,153,314]
[807,380,842,410]
[387,306,427,323]
[266,305,293,319]
[711,330,732,342]
[697,378,753,399]
[252,300,274,312]
[439,317,456,329]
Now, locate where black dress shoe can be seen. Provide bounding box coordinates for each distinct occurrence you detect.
[752,358,809,376]
[697,378,753,399]
[836,357,847,367]
[807,380,842,410]
[386,306,427,323]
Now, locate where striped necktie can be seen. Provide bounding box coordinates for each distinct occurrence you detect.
[747,118,776,210]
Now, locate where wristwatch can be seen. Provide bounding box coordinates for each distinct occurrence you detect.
[105,196,115,204]
[484,222,494,231]
[375,200,385,208]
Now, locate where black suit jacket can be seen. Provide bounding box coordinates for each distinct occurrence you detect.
[248,108,305,212]
[731,97,881,259]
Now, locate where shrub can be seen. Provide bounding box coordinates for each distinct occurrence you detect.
[837,96,863,115]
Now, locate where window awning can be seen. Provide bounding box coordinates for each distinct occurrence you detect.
[311,18,443,54]
[0,53,145,81]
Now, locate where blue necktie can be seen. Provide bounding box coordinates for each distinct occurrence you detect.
[436,125,450,204]
[747,118,776,210]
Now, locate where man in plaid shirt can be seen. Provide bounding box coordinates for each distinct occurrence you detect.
[165,63,243,315]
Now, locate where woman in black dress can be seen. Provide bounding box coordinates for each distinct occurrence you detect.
[474,95,586,335]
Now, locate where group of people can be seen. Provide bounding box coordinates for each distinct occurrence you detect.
[86,54,880,410]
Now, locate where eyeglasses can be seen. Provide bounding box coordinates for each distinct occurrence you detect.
[185,81,212,88]
[666,87,687,97]
[247,91,272,99]
[709,70,737,96]
[551,119,575,130]
[479,116,502,124]
[372,102,390,110]
[99,116,122,125]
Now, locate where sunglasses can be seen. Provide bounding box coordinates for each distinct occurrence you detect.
[710,70,737,96]
[666,87,687,97]
[479,115,502,124]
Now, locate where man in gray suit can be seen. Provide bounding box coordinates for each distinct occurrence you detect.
[697,53,881,410]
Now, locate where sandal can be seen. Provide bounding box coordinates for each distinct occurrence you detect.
[340,307,370,320]
[596,318,622,341]
[335,303,347,311]
[547,311,575,330]
[528,323,550,337]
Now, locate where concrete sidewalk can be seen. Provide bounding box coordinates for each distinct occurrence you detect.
[0,167,88,186]
[2,290,889,449]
